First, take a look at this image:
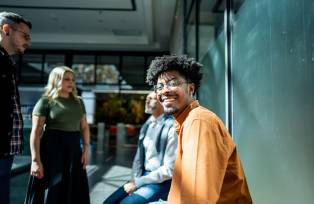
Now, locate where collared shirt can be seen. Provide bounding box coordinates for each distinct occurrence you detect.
[168,100,252,204]
[143,114,168,170]
[133,114,177,187]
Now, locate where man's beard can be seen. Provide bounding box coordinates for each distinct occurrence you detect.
[15,47,25,55]
[145,105,156,114]
[163,106,177,115]
[145,109,152,114]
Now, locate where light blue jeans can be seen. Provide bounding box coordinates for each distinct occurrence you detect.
[103,172,171,204]
[148,200,167,204]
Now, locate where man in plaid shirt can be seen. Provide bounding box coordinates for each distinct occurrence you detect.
[0,11,32,204]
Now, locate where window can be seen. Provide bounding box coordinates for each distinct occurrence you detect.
[20,54,43,83]
[72,55,95,84]
[43,54,65,81]
[97,56,120,84]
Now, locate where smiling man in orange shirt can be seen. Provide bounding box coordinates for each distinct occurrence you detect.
[146,55,252,204]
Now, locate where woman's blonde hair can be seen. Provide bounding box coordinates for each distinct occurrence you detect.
[43,66,78,100]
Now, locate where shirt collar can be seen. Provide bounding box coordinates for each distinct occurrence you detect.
[174,100,200,131]
[149,113,164,124]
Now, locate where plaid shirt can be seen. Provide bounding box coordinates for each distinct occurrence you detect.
[10,70,24,155]
[0,46,24,156]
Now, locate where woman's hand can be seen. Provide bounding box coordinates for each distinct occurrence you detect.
[30,160,44,179]
[29,115,45,179]
[80,114,90,169]
[81,145,89,169]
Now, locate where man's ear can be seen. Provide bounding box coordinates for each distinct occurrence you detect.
[188,83,195,96]
[2,24,10,35]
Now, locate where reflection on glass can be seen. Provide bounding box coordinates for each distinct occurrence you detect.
[43,55,65,81]
[96,64,119,83]
[187,2,196,58]
[72,64,95,83]
[16,53,163,90]
[97,56,120,84]
[121,56,145,85]
[199,0,224,60]
[21,54,42,83]
[72,55,95,83]
[197,0,226,115]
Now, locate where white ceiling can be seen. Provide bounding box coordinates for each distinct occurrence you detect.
[0,0,177,51]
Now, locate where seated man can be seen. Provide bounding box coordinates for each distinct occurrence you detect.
[103,92,177,204]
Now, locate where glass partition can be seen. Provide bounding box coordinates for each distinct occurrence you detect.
[43,54,65,82]
[72,55,95,84]
[97,56,120,84]
[186,1,197,58]
[121,56,146,89]
[20,54,43,83]
[193,0,227,122]
[16,51,167,90]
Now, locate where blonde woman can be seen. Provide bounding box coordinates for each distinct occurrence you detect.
[24,66,90,204]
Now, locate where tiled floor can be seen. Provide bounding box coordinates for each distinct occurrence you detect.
[10,139,137,204]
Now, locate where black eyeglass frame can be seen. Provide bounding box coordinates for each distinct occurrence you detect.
[10,27,31,41]
[154,78,189,92]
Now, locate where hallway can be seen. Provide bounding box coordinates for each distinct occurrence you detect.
[2,0,313,203]
[10,141,137,204]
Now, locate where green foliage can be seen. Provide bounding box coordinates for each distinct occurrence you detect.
[96,93,146,125]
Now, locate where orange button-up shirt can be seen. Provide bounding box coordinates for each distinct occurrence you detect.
[168,100,252,204]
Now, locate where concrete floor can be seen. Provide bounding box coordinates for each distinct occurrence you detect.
[10,139,137,204]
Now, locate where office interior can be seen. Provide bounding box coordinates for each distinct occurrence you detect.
[2,0,313,203]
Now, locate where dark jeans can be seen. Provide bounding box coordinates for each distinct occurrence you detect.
[0,156,14,204]
[103,179,171,204]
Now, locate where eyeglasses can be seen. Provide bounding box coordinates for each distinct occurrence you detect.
[10,27,31,41]
[154,79,188,92]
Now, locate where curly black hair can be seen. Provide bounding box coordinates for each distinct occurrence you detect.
[146,55,203,91]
